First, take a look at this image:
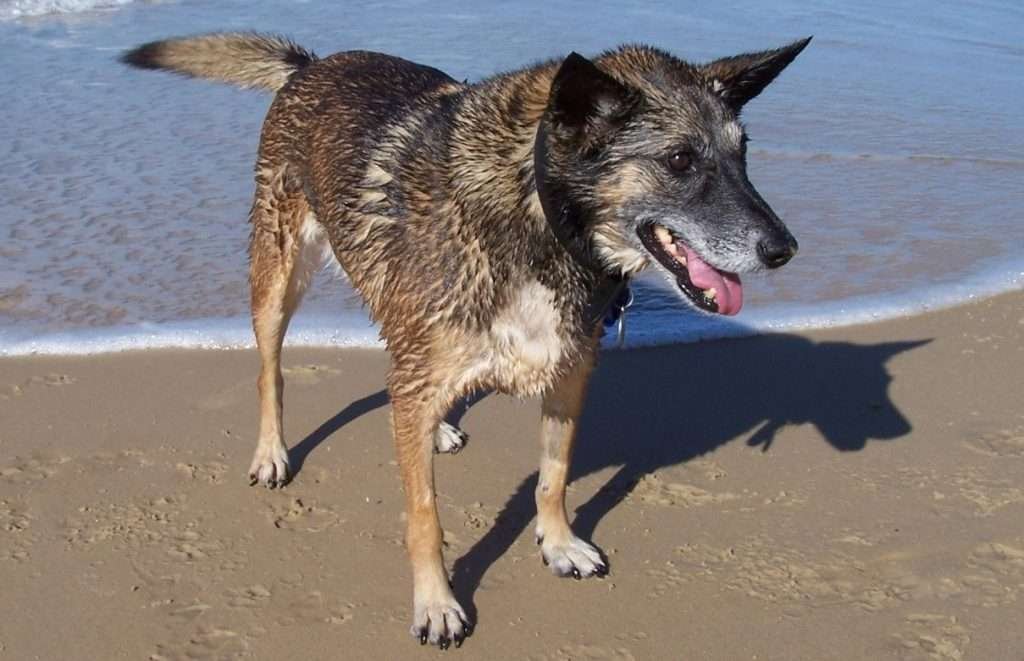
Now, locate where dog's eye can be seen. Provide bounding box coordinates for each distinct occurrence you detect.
[667,151,693,173]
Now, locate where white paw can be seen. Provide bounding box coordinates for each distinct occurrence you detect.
[410,591,472,649]
[247,442,290,488]
[537,531,608,579]
[434,422,468,454]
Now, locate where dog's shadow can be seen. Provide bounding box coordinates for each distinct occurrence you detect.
[289,332,928,625]
[448,334,928,622]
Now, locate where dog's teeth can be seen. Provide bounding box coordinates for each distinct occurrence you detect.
[704,288,717,301]
[654,225,672,245]
[670,241,687,265]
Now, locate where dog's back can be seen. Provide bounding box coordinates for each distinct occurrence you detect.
[124,35,473,329]
[122,33,461,203]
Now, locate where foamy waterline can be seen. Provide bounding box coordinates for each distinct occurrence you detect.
[0,0,138,20]
[3,262,1020,357]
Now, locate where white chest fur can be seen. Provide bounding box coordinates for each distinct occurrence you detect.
[437,281,569,401]
[485,281,566,396]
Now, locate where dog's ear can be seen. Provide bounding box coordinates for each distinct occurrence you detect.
[547,52,639,144]
[701,37,811,113]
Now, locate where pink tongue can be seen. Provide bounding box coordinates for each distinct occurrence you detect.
[680,245,744,315]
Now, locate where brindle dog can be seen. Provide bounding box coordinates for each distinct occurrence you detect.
[122,33,809,648]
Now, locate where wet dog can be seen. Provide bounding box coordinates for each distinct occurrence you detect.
[121,33,809,648]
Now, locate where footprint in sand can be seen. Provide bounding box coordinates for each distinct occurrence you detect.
[948,468,1024,516]
[450,500,497,531]
[151,624,248,660]
[280,363,340,385]
[198,364,340,411]
[264,497,343,533]
[0,500,32,534]
[530,644,637,661]
[136,568,259,659]
[956,540,1024,607]
[675,533,1024,617]
[61,496,220,559]
[687,457,729,481]
[890,614,971,661]
[0,373,76,400]
[196,378,251,411]
[0,453,71,484]
[964,427,1024,458]
[84,449,155,473]
[168,601,213,622]
[645,560,691,598]
[167,529,225,562]
[280,589,355,626]
[176,461,229,484]
[626,473,740,508]
[223,582,356,627]
[224,584,272,609]
[674,537,920,613]
[0,499,35,562]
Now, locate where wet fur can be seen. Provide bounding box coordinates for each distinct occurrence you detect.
[121,33,809,648]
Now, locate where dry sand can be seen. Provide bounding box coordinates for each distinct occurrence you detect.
[1,291,1022,660]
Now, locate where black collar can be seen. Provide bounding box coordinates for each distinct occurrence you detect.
[533,121,629,331]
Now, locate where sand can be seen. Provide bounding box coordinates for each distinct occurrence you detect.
[1,291,1022,660]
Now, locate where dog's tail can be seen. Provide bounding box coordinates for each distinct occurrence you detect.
[120,32,316,92]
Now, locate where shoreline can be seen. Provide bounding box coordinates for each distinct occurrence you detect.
[2,290,1022,659]
[3,262,1022,356]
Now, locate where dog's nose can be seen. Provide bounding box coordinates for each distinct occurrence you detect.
[757,235,798,269]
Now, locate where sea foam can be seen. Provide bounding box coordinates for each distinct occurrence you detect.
[3,261,1019,356]
[0,0,137,20]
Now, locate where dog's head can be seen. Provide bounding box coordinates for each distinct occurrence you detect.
[535,39,810,316]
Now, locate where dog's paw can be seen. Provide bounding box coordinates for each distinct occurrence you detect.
[538,533,608,579]
[410,593,472,649]
[434,422,468,455]
[247,443,290,488]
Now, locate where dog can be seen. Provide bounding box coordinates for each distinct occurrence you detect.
[121,33,808,649]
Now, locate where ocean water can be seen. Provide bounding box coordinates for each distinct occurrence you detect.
[1,0,1022,355]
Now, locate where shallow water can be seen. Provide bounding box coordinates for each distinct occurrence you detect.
[1,0,1022,354]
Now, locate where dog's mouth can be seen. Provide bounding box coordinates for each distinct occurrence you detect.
[637,224,743,315]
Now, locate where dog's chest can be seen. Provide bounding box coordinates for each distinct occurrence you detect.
[471,281,569,396]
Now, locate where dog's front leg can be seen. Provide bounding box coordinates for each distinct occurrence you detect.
[535,353,608,579]
[392,392,471,648]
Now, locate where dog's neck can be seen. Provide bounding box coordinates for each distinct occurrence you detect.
[533,119,629,331]
[532,121,601,273]
[449,65,629,333]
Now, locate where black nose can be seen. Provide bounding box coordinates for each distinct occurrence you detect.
[757,236,798,269]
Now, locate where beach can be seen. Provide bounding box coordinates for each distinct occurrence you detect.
[2,291,1022,660]
[2,1,1023,658]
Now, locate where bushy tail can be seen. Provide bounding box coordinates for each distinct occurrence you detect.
[120,32,316,92]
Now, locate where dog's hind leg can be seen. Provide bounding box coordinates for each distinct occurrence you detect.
[247,164,325,487]
[390,373,471,648]
[535,352,608,579]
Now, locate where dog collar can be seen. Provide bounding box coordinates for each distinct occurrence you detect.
[602,284,633,347]
[533,121,630,335]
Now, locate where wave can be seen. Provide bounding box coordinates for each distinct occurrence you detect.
[749,148,1024,169]
[2,261,1020,357]
[0,0,138,20]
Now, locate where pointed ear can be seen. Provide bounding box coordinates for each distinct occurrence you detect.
[702,37,812,112]
[547,52,640,140]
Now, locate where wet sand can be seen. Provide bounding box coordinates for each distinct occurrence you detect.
[1,291,1022,660]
